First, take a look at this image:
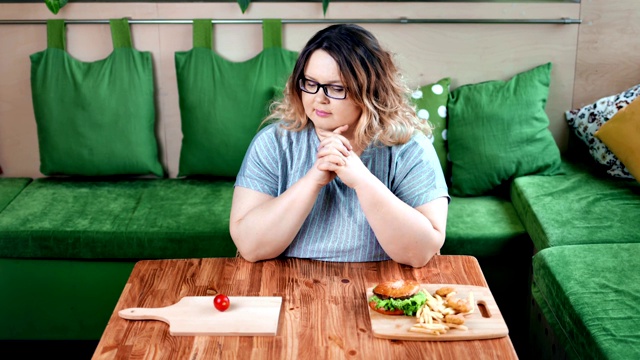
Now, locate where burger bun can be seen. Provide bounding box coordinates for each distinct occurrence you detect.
[372,279,420,300]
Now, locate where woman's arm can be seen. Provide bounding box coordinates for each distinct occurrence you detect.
[230,125,352,262]
[322,137,448,268]
[353,175,448,267]
[229,174,323,262]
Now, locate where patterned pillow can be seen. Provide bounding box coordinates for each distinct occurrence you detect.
[565,83,640,179]
[410,78,450,178]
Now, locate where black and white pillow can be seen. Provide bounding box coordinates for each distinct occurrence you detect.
[565,84,640,179]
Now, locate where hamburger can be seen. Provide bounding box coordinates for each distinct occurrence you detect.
[368,279,427,316]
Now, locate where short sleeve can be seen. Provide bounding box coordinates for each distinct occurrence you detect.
[235,124,281,197]
[391,133,450,208]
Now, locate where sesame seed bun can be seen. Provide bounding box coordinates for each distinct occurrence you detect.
[372,279,420,300]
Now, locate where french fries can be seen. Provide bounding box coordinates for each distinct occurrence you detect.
[409,287,475,336]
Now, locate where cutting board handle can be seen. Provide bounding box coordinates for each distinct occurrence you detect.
[119,307,170,322]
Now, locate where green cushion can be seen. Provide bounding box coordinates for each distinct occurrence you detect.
[410,77,451,177]
[532,244,640,359]
[447,62,562,196]
[30,19,164,177]
[0,259,133,340]
[175,19,298,177]
[0,178,32,212]
[443,195,528,257]
[511,158,640,251]
[0,178,237,259]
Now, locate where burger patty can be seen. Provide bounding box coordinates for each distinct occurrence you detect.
[373,293,416,300]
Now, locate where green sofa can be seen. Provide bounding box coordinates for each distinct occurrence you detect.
[0,178,31,212]
[2,144,637,360]
[443,140,639,359]
[2,54,571,359]
[0,174,535,357]
[5,156,638,360]
[511,150,640,359]
[444,194,532,355]
[531,244,640,360]
[0,177,237,345]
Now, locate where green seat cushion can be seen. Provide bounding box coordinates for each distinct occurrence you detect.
[444,195,532,354]
[443,195,528,257]
[511,158,640,251]
[532,244,640,359]
[0,178,237,259]
[0,178,32,212]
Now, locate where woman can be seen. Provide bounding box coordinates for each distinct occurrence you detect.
[230,24,449,267]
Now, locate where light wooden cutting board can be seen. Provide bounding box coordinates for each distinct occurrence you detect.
[367,284,508,341]
[118,296,282,336]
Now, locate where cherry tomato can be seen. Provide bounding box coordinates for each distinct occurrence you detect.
[213,294,230,312]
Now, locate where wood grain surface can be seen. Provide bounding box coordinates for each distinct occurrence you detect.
[368,284,508,341]
[92,255,518,359]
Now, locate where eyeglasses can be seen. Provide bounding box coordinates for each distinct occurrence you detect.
[298,77,347,100]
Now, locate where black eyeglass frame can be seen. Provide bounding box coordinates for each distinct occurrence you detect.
[298,77,347,100]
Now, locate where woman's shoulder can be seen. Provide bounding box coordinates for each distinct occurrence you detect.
[388,131,440,166]
[252,122,286,143]
[252,121,315,147]
[255,122,280,137]
[394,131,433,153]
[410,131,430,144]
[367,131,431,155]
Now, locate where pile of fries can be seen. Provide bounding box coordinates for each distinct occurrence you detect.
[409,287,475,336]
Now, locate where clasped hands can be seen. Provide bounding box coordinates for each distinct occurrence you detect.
[312,124,370,188]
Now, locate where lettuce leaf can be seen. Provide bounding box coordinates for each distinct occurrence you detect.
[368,291,427,316]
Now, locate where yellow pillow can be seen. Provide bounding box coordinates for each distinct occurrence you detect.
[595,97,640,181]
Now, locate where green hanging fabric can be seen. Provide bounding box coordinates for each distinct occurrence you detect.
[175,19,299,177]
[30,19,164,177]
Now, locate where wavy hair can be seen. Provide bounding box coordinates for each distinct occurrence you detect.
[265,24,432,150]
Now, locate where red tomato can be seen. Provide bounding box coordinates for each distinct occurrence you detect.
[213,294,230,312]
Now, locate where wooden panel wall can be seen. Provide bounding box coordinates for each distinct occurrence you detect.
[0,2,581,178]
[573,0,640,108]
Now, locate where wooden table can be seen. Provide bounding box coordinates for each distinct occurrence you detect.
[92,255,518,359]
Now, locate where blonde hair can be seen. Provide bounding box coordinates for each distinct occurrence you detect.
[264,24,432,150]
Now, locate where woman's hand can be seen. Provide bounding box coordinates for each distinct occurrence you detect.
[331,149,372,189]
[315,124,373,189]
[311,125,352,186]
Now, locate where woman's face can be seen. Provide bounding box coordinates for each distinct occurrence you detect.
[301,50,362,139]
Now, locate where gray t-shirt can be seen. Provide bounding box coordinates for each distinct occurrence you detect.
[235,123,449,262]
